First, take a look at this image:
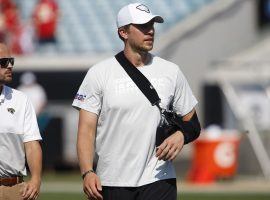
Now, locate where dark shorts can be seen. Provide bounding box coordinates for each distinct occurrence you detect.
[102,178,177,200]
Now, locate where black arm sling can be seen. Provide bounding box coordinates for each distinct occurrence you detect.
[115,51,201,146]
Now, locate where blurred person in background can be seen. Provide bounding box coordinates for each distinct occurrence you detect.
[0,0,32,55]
[32,0,59,45]
[0,43,42,200]
[0,11,6,43]
[73,3,200,200]
[17,72,47,117]
[17,72,49,133]
[0,0,8,42]
[2,0,20,35]
[0,0,23,54]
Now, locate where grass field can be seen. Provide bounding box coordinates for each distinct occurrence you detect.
[35,171,270,200]
[38,192,270,200]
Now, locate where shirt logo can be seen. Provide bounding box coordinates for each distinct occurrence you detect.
[75,93,86,102]
[7,108,15,114]
[136,4,150,13]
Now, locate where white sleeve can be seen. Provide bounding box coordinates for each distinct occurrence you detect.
[172,69,198,116]
[72,67,102,115]
[23,98,42,142]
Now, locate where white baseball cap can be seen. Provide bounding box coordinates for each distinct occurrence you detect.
[116,3,164,28]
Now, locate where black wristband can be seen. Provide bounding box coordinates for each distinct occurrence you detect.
[82,169,94,180]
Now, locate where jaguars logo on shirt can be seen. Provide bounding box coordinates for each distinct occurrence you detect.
[7,108,15,114]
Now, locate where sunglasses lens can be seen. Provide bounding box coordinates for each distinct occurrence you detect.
[0,58,9,68]
[0,58,14,68]
[10,58,14,66]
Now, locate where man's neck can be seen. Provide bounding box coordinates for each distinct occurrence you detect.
[123,48,150,67]
[0,85,3,94]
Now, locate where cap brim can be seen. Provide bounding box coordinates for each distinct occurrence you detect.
[132,15,164,25]
[152,15,164,23]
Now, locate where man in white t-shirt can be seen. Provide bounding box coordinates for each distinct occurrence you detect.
[0,43,42,200]
[73,3,201,200]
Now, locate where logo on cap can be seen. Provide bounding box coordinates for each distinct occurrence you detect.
[136,4,150,13]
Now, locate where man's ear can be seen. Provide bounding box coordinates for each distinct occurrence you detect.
[118,27,128,40]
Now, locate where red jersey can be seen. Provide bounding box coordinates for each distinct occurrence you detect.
[33,0,58,39]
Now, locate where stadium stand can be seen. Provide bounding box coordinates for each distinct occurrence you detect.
[16,0,215,54]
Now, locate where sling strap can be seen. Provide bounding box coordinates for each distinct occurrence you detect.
[115,51,201,145]
[115,51,161,107]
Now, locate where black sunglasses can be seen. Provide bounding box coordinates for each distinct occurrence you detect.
[0,57,15,68]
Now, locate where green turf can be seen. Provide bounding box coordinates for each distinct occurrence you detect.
[35,172,270,200]
[180,193,270,200]
[38,193,270,200]
[39,193,84,200]
[34,171,82,182]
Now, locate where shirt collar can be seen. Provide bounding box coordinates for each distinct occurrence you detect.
[0,85,6,105]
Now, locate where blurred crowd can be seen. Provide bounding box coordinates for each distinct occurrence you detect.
[0,0,58,55]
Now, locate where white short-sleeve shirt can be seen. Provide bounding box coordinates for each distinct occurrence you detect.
[72,54,197,187]
[0,85,42,177]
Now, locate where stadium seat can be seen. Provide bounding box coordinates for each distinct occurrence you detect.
[17,0,215,54]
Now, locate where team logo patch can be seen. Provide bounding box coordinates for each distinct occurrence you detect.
[7,107,15,114]
[75,93,86,101]
[136,4,150,13]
